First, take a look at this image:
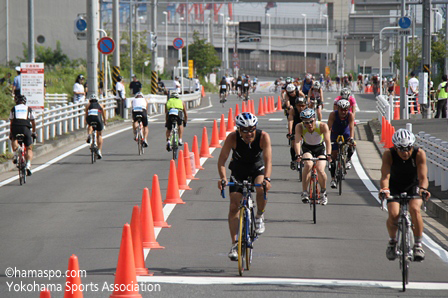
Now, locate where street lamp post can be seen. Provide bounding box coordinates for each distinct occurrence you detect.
[266,13,271,71]
[302,14,307,74]
[178,16,184,66]
[219,13,225,71]
[379,26,400,97]
[323,14,329,67]
[163,11,168,67]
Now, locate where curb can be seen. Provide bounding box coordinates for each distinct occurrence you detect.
[1,120,128,174]
[366,120,448,227]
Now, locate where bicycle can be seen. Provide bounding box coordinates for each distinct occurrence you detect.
[135,115,144,155]
[14,134,27,185]
[302,157,327,224]
[334,135,348,196]
[219,92,227,107]
[168,114,179,160]
[380,192,427,292]
[89,122,99,164]
[221,178,266,276]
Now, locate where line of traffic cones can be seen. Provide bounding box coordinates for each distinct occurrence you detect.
[381,117,396,149]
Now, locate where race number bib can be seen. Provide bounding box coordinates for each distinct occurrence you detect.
[244,83,249,87]
[169,108,179,116]
[237,81,242,85]
[133,106,143,112]
[221,85,227,89]
[88,109,99,116]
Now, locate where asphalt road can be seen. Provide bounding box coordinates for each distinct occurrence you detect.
[0,90,447,297]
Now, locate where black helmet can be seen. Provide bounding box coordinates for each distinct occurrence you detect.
[15,95,27,104]
[117,75,123,82]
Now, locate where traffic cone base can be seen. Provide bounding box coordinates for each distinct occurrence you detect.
[177,150,192,190]
[183,142,198,180]
[227,108,234,132]
[219,114,227,140]
[164,160,186,204]
[130,206,153,276]
[141,188,166,249]
[192,135,205,170]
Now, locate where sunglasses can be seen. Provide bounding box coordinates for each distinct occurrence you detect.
[396,146,412,152]
[240,127,256,133]
[303,120,314,125]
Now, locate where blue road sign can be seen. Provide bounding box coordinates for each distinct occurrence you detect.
[398,17,411,29]
[97,37,115,55]
[173,38,184,50]
[76,19,87,31]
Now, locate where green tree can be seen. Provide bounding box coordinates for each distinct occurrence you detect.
[22,41,71,67]
[431,32,447,75]
[118,30,152,79]
[392,38,422,72]
[186,31,221,77]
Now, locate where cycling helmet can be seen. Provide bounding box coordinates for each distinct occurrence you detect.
[286,83,296,93]
[305,74,312,80]
[300,108,316,120]
[337,99,350,109]
[279,77,283,80]
[235,112,258,128]
[247,75,250,78]
[15,95,26,104]
[135,92,144,98]
[389,78,393,82]
[313,81,321,89]
[340,88,351,98]
[222,76,226,79]
[170,91,179,98]
[89,94,98,101]
[117,75,123,82]
[392,129,415,148]
[295,97,306,105]
[285,77,292,84]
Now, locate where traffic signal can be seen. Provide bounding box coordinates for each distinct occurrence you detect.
[74,14,87,34]
[149,32,157,51]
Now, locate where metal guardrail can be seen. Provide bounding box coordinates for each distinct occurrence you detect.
[415,131,448,191]
[376,95,392,121]
[0,92,202,155]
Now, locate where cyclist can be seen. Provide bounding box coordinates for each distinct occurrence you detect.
[165,91,187,150]
[217,112,272,261]
[131,92,149,148]
[282,77,292,94]
[252,76,258,92]
[327,100,356,188]
[301,74,313,98]
[294,108,331,205]
[282,83,305,116]
[335,75,341,91]
[357,73,363,91]
[9,95,36,176]
[236,75,243,98]
[287,97,307,170]
[379,129,430,262]
[308,81,324,121]
[242,75,251,99]
[219,76,228,102]
[386,78,395,97]
[85,94,107,159]
[334,88,357,120]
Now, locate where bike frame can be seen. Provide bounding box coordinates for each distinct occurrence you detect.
[90,123,98,164]
[16,135,27,185]
[302,157,327,223]
[335,135,348,195]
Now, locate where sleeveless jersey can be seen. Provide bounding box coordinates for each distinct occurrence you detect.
[302,80,312,95]
[87,101,103,121]
[132,97,147,112]
[166,97,183,110]
[310,88,321,99]
[9,104,34,127]
[292,106,303,131]
[331,110,350,135]
[231,129,263,164]
[302,121,324,145]
[390,146,419,195]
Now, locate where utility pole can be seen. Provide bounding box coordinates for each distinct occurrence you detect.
[421,0,431,119]
[150,0,158,94]
[87,0,98,97]
[28,0,35,62]
[399,0,407,119]
[445,4,448,75]
[112,0,120,96]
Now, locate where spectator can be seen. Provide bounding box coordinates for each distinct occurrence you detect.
[0,72,11,86]
[435,74,447,118]
[174,76,181,94]
[73,74,86,103]
[129,74,142,96]
[407,71,419,113]
[157,77,166,94]
[12,66,21,97]
[115,75,126,116]
[194,75,201,92]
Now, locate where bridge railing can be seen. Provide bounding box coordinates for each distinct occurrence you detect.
[0,92,202,155]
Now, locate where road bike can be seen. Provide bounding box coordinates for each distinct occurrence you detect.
[219,92,227,107]
[135,115,144,155]
[168,114,179,160]
[380,192,427,292]
[221,178,266,276]
[89,122,99,164]
[14,134,27,185]
[334,135,348,196]
[302,157,327,224]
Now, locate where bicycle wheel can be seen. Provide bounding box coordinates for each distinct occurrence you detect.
[297,163,302,182]
[237,208,246,276]
[400,221,408,292]
[137,128,143,156]
[337,157,343,196]
[18,161,24,185]
[312,180,317,224]
[22,164,26,184]
[246,208,255,271]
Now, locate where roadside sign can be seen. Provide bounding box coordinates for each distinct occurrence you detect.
[98,37,115,55]
[20,63,45,111]
[173,38,184,50]
[188,60,194,78]
[398,17,411,29]
[399,29,411,36]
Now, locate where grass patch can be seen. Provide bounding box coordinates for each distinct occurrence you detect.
[0,152,13,163]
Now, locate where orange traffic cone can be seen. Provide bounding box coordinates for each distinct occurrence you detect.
[183,142,198,179]
[40,289,51,298]
[227,108,234,132]
[150,174,171,228]
[141,188,165,248]
[110,224,142,298]
[242,101,247,113]
[250,100,255,114]
[394,101,400,120]
[383,121,390,148]
[270,97,274,113]
[277,95,282,111]
[164,160,186,204]
[201,86,205,97]
[235,104,240,117]
[209,120,222,148]
[64,255,83,298]
[219,114,226,140]
[177,150,191,190]
[380,117,386,144]
[257,98,265,116]
[200,127,213,158]
[130,206,152,276]
[264,96,269,114]
[192,135,204,170]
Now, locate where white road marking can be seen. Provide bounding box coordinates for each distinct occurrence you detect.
[268,118,284,121]
[352,151,448,263]
[137,276,448,290]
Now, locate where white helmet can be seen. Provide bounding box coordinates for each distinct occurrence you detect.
[300,108,316,120]
[171,91,179,98]
[235,112,258,128]
[340,88,351,99]
[313,81,321,89]
[286,83,296,93]
[89,94,98,101]
[337,99,350,109]
[295,97,306,105]
[392,129,415,148]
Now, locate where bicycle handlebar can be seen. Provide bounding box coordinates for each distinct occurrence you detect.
[220,179,266,200]
[379,191,428,211]
[301,157,328,161]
